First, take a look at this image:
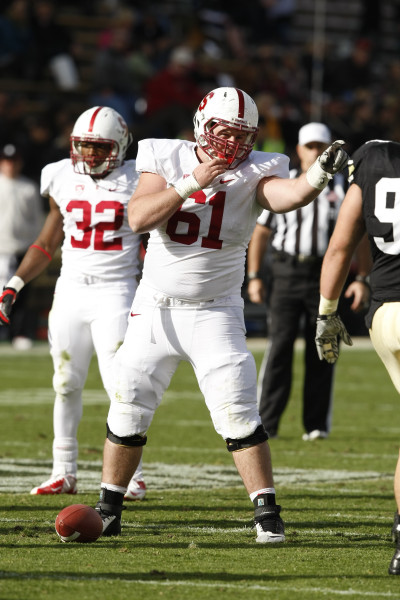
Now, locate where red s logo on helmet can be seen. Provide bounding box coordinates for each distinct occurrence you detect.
[198,92,214,112]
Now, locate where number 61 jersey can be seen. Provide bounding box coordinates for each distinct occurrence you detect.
[40,158,141,281]
[350,140,400,309]
[136,138,289,301]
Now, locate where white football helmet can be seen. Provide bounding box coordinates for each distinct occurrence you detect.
[70,106,132,177]
[193,87,259,169]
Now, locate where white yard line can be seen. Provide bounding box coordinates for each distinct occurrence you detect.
[0,459,391,493]
[0,572,396,597]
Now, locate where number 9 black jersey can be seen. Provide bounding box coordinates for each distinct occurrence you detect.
[350,140,400,313]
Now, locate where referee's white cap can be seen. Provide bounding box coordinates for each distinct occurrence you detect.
[298,122,331,146]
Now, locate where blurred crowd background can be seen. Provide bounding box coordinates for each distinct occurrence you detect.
[3,0,400,183]
[1,0,400,341]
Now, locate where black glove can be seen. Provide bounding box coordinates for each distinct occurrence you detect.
[0,287,17,326]
[315,312,353,364]
[307,140,349,189]
[319,140,349,175]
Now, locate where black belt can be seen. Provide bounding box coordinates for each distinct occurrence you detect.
[272,250,323,266]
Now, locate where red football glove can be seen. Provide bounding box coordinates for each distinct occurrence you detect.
[0,287,17,325]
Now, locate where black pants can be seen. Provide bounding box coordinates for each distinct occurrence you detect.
[258,256,335,436]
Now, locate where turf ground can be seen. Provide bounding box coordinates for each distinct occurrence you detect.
[0,337,399,599]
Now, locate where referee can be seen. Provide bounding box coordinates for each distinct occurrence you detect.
[247,123,369,440]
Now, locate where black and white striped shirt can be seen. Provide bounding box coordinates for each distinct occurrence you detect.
[257,169,347,257]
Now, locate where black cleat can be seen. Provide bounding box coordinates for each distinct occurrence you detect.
[95,501,123,536]
[254,504,285,543]
[389,548,400,575]
[389,512,400,575]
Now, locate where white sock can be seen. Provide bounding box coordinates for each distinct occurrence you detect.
[101,482,127,494]
[249,487,276,502]
[52,437,78,477]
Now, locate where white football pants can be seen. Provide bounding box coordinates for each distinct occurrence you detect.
[48,275,137,476]
[107,283,262,442]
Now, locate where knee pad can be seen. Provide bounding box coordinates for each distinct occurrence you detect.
[106,423,147,447]
[225,424,268,452]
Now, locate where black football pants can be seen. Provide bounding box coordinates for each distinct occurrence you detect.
[258,258,335,436]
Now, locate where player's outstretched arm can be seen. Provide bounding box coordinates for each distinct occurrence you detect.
[258,141,349,214]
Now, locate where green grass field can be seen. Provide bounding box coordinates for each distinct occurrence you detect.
[0,338,399,599]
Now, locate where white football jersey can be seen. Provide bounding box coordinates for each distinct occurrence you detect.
[41,159,141,281]
[136,138,289,300]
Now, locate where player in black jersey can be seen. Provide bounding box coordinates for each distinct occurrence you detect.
[315,139,400,575]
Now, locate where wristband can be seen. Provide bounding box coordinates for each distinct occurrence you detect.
[306,160,333,190]
[6,275,25,293]
[318,294,338,315]
[355,274,370,285]
[248,271,262,280]
[173,174,202,200]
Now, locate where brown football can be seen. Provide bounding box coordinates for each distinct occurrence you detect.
[55,504,103,543]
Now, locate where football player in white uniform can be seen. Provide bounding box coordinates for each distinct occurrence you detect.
[93,87,349,542]
[0,106,146,500]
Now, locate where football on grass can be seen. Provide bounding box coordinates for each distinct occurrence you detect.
[55,504,103,543]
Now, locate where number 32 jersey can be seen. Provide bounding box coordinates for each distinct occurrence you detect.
[136,138,289,301]
[350,140,400,308]
[40,159,141,281]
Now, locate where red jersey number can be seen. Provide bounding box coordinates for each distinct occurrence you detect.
[166,190,225,249]
[66,200,124,250]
